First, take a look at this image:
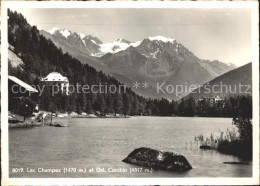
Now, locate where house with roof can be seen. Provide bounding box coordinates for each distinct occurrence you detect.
[8,76,39,120]
[41,72,69,95]
[8,75,38,98]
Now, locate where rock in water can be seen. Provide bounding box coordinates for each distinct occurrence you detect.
[122,147,192,172]
[200,145,212,150]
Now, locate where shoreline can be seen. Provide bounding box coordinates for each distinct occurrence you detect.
[8,111,233,128]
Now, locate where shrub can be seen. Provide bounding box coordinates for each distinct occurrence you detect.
[232,117,252,141]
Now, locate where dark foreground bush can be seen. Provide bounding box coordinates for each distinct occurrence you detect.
[217,139,252,160]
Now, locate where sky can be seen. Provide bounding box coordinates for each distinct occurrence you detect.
[11,8,252,67]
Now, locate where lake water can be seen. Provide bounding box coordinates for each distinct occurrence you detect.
[9,117,252,177]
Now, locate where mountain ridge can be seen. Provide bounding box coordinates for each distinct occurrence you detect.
[40,27,237,100]
[184,62,252,100]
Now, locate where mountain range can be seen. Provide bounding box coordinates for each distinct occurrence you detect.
[40,28,236,100]
[184,62,252,100]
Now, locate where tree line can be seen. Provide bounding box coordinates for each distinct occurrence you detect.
[7,10,252,119]
[178,96,252,117]
[7,10,178,116]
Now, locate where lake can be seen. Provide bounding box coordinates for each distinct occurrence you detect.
[9,117,252,177]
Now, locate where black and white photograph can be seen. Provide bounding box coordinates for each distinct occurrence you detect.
[1,1,259,185]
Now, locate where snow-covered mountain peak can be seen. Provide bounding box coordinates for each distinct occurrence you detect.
[114,38,123,43]
[78,33,86,40]
[148,36,175,43]
[98,39,141,55]
[48,27,60,34]
[46,28,180,57]
[113,38,131,44]
[131,41,141,47]
[48,28,71,38]
[83,35,103,45]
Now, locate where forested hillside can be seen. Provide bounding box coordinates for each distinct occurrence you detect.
[185,62,252,99]
[8,10,178,116]
[8,10,252,118]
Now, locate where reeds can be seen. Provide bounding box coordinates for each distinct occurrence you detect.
[194,128,239,149]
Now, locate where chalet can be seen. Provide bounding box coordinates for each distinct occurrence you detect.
[41,72,69,95]
[8,76,39,119]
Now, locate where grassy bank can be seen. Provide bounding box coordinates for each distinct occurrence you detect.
[195,119,252,160]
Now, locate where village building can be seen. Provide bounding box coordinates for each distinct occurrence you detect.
[41,72,69,95]
[8,76,39,121]
[197,96,224,108]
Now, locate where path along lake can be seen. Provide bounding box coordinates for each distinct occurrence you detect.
[9,117,252,177]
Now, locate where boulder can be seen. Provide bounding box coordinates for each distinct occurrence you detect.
[122,147,192,172]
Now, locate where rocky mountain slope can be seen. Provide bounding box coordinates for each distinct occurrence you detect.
[40,28,236,100]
